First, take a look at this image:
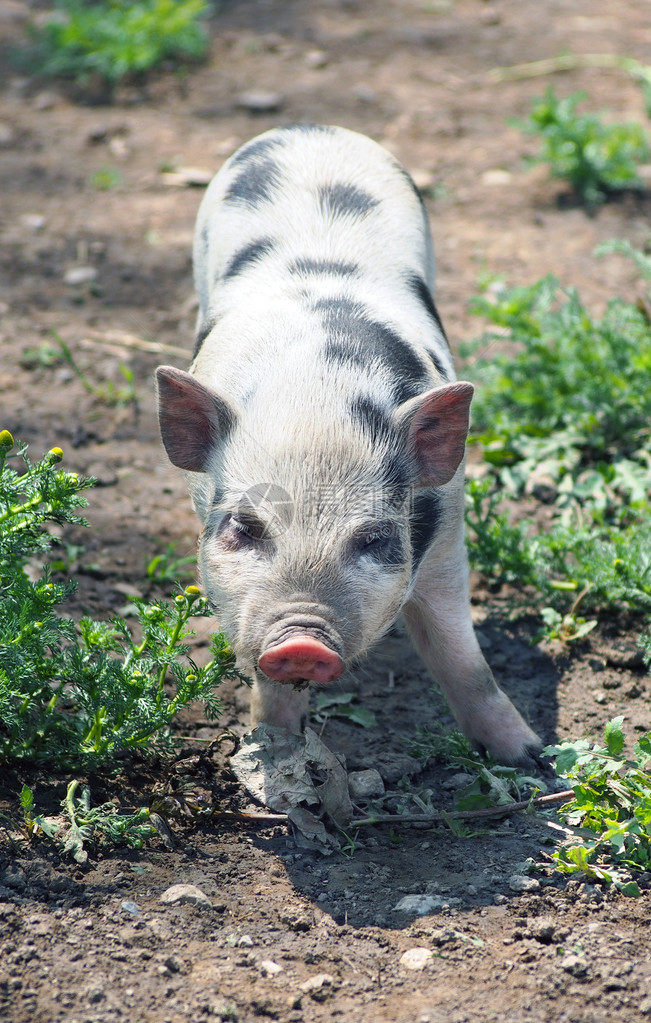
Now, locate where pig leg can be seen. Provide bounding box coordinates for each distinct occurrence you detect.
[403,530,541,765]
[250,673,310,734]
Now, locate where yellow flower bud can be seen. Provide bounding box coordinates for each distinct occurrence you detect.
[48,446,64,462]
[185,585,201,596]
[0,429,14,449]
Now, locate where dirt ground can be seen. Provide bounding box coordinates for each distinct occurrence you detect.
[1,1,651,1021]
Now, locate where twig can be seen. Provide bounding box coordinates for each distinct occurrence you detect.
[80,331,191,359]
[208,808,290,826]
[350,789,575,827]
[486,53,651,85]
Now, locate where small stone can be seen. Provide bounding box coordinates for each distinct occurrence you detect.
[121,900,140,916]
[160,166,213,188]
[400,947,433,970]
[299,974,334,1001]
[348,769,385,800]
[20,213,46,231]
[237,935,254,947]
[393,894,444,916]
[481,169,512,187]
[33,90,60,111]
[85,462,118,487]
[159,883,212,910]
[64,266,98,286]
[508,875,541,893]
[164,955,182,973]
[442,772,474,792]
[236,90,284,114]
[560,953,589,978]
[526,918,557,943]
[0,122,16,145]
[305,49,328,69]
[410,169,435,194]
[352,83,377,103]
[260,960,283,977]
[88,988,105,1003]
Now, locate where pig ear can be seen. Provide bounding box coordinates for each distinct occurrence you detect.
[156,366,238,473]
[396,381,474,487]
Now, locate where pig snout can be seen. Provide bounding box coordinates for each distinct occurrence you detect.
[258,635,344,684]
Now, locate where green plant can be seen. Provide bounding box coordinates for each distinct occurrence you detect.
[468,274,651,502]
[411,725,546,810]
[21,781,156,861]
[52,332,137,408]
[544,717,651,893]
[313,691,377,729]
[0,431,243,765]
[90,167,123,190]
[146,540,196,584]
[25,0,212,90]
[520,88,649,205]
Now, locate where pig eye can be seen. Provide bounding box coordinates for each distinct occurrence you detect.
[230,515,267,541]
[352,522,405,566]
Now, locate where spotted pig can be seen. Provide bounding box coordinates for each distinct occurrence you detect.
[156,125,541,763]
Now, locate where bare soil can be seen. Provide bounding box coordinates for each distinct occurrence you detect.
[1,2,651,1021]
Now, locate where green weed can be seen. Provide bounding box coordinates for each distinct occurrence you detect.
[146,540,196,584]
[410,725,546,810]
[519,88,649,205]
[23,0,212,91]
[468,274,651,502]
[545,717,651,893]
[52,332,138,408]
[21,781,156,861]
[0,432,243,765]
[90,167,123,191]
[313,691,377,729]
[464,248,651,643]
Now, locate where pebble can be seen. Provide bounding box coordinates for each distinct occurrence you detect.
[236,90,284,114]
[237,935,254,947]
[85,462,118,487]
[348,768,385,800]
[64,266,98,286]
[120,901,140,916]
[159,884,212,910]
[393,894,444,915]
[410,169,436,194]
[508,875,541,894]
[33,90,60,111]
[260,960,283,977]
[400,947,433,970]
[299,973,334,1001]
[0,121,15,146]
[20,213,47,232]
[560,953,589,978]
[160,166,213,188]
[305,49,328,69]
[481,169,513,187]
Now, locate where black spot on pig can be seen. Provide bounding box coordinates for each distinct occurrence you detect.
[284,123,335,135]
[193,316,219,358]
[223,238,276,280]
[290,257,360,277]
[407,274,449,351]
[230,136,283,166]
[319,183,379,219]
[225,158,282,208]
[410,491,442,571]
[316,297,428,404]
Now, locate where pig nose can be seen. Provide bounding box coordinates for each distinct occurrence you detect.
[258,637,344,683]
